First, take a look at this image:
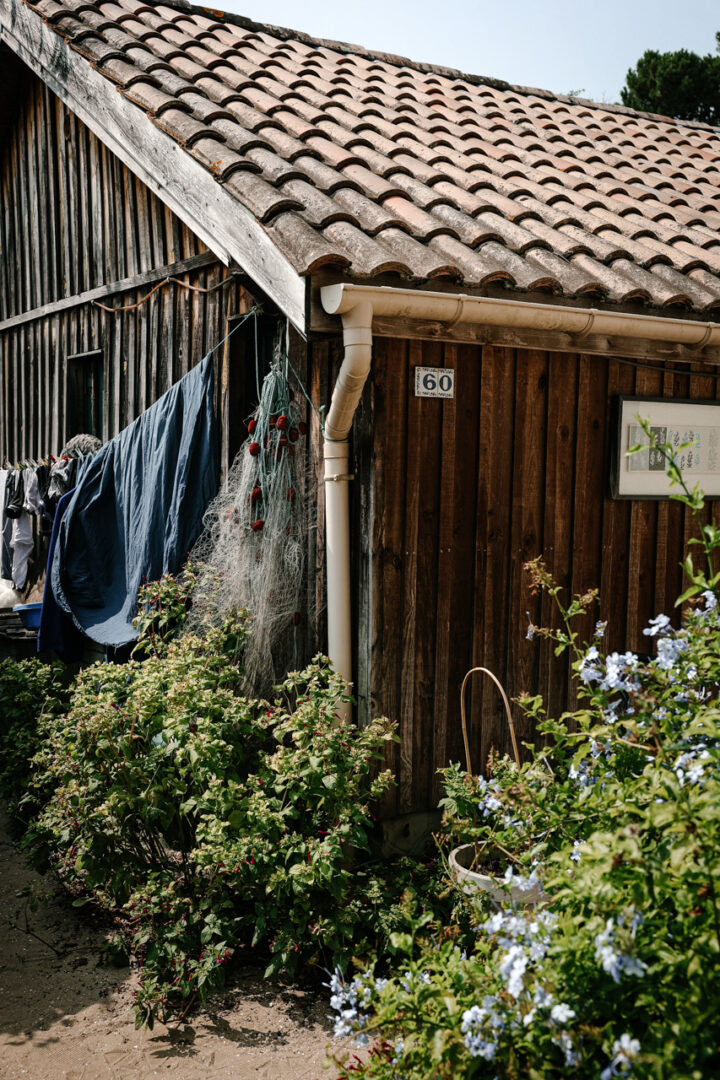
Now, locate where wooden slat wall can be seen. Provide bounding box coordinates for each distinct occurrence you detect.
[369,337,720,817]
[0,74,255,461]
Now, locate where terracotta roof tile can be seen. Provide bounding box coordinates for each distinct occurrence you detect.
[341,163,407,200]
[119,79,181,115]
[152,106,209,145]
[189,135,254,179]
[332,186,411,234]
[265,210,351,271]
[22,0,720,314]
[221,170,303,222]
[649,264,720,309]
[279,179,355,228]
[305,136,365,169]
[243,145,305,185]
[378,196,455,239]
[687,268,720,306]
[322,220,416,277]
[524,247,606,297]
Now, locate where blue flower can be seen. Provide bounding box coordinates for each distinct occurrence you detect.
[461,1004,498,1060]
[594,919,647,983]
[579,645,602,684]
[554,1030,580,1068]
[674,748,710,786]
[327,968,372,1042]
[600,652,640,693]
[699,590,718,617]
[654,635,687,672]
[600,1033,640,1079]
[550,1003,576,1024]
[643,613,671,637]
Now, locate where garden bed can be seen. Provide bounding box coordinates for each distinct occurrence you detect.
[0,810,331,1080]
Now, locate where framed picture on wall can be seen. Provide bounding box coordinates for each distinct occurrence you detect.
[611,396,720,499]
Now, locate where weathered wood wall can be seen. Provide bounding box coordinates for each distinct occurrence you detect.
[0,71,257,462]
[367,337,720,817]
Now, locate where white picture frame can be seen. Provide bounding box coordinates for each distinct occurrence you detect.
[612,396,720,499]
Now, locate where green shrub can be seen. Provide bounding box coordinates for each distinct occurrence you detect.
[19,584,399,1026]
[24,614,255,902]
[0,657,68,824]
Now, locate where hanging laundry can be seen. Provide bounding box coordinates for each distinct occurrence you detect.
[37,488,85,662]
[46,456,77,508]
[11,512,33,591]
[23,468,41,514]
[8,471,38,591]
[5,470,24,519]
[0,469,13,581]
[35,462,54,535]
[51,355,218,647]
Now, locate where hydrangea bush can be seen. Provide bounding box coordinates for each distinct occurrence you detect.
[329,426,720,1078]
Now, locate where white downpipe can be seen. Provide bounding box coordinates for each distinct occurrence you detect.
[323,300,373,696]
[320,281,720,705]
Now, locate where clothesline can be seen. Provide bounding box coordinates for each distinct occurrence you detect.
[2,453,76,471]
[93,270,243,313]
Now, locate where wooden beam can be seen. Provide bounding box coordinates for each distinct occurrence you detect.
[0,0,307,333]
[0,251,219,332]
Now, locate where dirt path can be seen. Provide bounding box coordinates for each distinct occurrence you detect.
[0,813,335,1080]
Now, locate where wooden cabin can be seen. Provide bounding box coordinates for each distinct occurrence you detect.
[3,0,720,823]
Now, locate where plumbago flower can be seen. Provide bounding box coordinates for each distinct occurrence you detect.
[329,436,720,1080]
[601,1033,641,1079]
[328,968,376,1043]
[330,605,720,1077]
[594,916,647,983]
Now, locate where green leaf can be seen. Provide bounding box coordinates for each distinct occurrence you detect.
[322,774,337,789]
[390,932,413,953]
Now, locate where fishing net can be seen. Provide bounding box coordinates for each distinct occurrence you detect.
[189,343,315,694]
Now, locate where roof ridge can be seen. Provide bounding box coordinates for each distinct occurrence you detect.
[156,0,720,133]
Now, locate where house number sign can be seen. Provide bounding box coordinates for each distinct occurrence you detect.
[414,366,455,399]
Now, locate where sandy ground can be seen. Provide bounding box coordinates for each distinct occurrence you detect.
[0,813,336,1080]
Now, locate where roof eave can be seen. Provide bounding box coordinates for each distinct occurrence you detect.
[0,0,307,333]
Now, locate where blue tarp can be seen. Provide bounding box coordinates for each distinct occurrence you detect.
[51,355,218,647]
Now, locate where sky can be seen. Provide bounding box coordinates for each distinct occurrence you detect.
[212,0,719,106]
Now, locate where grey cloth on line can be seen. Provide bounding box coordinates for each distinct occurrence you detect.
[0,471,13,581]
[11,513,33,591]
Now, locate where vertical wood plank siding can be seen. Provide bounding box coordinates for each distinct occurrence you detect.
[369,338,720,817]
[0,75,255,461]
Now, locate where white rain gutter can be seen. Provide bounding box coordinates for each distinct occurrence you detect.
[319,281,720,695]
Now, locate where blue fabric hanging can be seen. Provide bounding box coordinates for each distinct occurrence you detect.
[38,488,86,662]
[51,355,218,647]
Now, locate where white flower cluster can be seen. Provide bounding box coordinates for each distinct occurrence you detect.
[501,865,543,896]
[461,995,505,1060]
[594,916,647,984]
[328,968,373,1043]
[477,775,503,818]
[482,908,556,999]
[463,908,578,1064]
[578,647,641,694]
[674,746,711,786]
[399,969,431,993]
[601,1033,641,1079]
